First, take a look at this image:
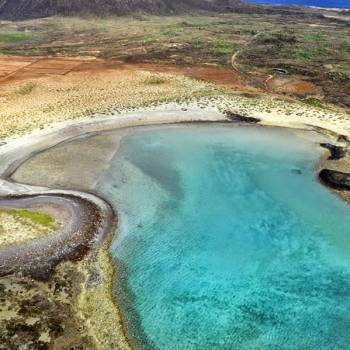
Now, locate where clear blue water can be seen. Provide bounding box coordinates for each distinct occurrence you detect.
[246,0,350,9]
[98,125,350,350]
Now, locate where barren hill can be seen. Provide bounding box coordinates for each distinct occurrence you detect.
[0,0,247,20]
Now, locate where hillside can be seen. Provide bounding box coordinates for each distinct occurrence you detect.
[0,0,246,19]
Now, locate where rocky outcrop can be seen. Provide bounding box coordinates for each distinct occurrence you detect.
[319,169,350,191]
[320,143,347,160]
[225,111,261,124]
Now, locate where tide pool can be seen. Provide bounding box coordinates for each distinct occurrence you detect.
[98,125,350,349]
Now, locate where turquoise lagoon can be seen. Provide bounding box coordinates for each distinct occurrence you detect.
[97,125,350,349]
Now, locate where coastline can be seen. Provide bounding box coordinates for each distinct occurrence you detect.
[0,1,349,344]
[246,1,350,11]
[0,104,349,348]
[0,107,230,348]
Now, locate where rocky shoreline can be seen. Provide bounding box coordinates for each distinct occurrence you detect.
[0,194,112,280]
[319,169,350,191]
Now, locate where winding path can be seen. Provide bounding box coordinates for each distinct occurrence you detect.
[231,32,265,88]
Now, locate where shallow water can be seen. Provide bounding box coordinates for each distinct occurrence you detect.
[98,125,350,350]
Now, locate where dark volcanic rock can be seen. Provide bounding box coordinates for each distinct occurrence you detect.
[225,112,260,124]
[320,143,347,160]
[338,135,350,143]
[319,169,350,191]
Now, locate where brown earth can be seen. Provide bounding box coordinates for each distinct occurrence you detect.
[0,56,251,91]
[0,56,327,98]
[266,77,320,96]
[1,9,348,109]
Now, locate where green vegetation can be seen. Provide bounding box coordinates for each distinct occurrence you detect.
[0,32,31,42]
[192,39,205,49]
[144,74,167,85]
[209,39,236,56]
[2,208,57,229]
[303,33,322,42]
[302,97,325,109]
[256,31,297,47]
[16,82,37,96]
[339,42,350,54]
[143,34,159,44]
[161,25,183,37]
[295,46,330,60]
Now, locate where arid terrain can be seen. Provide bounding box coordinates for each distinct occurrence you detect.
[0,3,350,350]
[0,10,349,109]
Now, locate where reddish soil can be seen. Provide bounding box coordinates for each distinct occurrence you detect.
[0,57,85,84]
[266,76,319,96]
[0,56,320,98]
[0,56,258,92]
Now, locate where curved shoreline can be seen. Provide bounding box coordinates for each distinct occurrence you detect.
[0,194,113,280]
[0,106,349,348]
[0,109,228,277]
[0,109,232,348]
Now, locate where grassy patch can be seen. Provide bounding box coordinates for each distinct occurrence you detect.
[302,97,325,108]
[143,74,167,85]
[15,82,37,96]
[192,39,205,50]
[161,25,183,37]
[294,46,330,60]
[339,41,350,54]
[295,48,313,60]
[303,33,322,42]
[209,40,236,56]
[2,209,56,229]
[256,31,297,47]
[143,34,159,44]
[0,32,31,43]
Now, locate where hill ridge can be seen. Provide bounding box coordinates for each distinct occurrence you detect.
[0,0,245,20]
